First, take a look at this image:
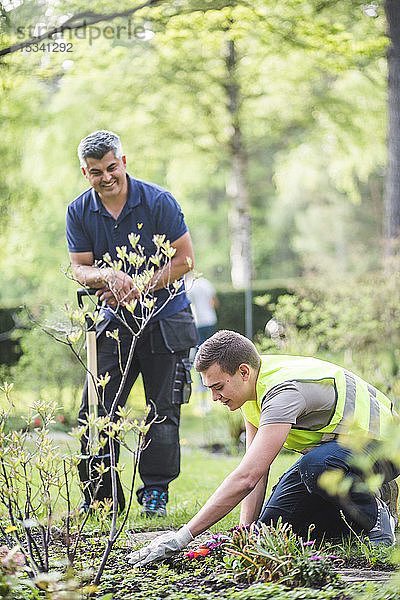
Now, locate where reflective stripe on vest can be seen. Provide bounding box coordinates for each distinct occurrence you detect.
[241,355,394,452]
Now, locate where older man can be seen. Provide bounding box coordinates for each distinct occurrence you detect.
[66,130,198,515]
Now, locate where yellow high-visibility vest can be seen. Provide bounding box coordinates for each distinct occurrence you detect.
[241,355,394,452]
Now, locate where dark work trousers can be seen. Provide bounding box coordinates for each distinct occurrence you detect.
[258,440,400,539]
[78,307,197,494]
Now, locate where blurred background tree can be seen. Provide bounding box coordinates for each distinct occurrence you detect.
[1,0,398,401]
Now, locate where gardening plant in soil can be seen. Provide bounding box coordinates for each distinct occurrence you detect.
[110,524,355,600]
[192,521,342,587]
[0,233,192,596]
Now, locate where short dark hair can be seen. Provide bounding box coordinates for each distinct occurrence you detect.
[194,330,260,376]
[78,130,123,168]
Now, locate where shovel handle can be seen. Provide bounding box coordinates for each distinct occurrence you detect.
[76,288,100,444]
[77,288,102,333]
[87,327,98,436]
[77,287,99,308]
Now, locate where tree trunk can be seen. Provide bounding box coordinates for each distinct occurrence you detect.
[384,1,400,261]
[224,39,251,291]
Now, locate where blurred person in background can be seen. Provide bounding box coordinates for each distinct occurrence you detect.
[187,276,218,345]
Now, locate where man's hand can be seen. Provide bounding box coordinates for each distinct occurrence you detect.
[98,270,140,308]
[127,525,194,567]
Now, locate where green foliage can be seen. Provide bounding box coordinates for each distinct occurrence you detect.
[0,545,37,600]
[0,388,76,561]
[0,381,397,599]
[0,378,147,593]
[1,3,400,595]
[10,309,82,415]
[328,532,398,570]
[353,577,400,600]
[223,521,339,587]
[229,581,400,600]
[0,0,393,309]
[99,556,400,600]
[256,272,400,404]
[0,231,193,592]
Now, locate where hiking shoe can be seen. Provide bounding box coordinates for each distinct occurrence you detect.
[379,480,399,528]
[367,498,396,547]
[78,501,90,514]
[141,488,167,517]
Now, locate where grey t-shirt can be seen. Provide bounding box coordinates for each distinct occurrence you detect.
[259,381,336,430]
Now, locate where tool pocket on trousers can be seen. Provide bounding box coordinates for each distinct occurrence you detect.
[172,358,193,405]
[155,308,198,354]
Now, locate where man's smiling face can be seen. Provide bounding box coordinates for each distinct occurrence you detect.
[201,362,252,411]
[82,150,127,201]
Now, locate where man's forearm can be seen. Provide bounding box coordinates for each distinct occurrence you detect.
[239,471,268,526]
[187,424,289,538]
[72,264,113,288]
[150,256,192,291]
[73,259,190,292]
[187,468,257,537]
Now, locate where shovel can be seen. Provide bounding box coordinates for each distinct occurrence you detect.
[76,287,125,513]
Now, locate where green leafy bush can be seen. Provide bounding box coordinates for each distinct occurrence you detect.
[223,521,340,587]
[256,272,400,405]
[10,309,82,422]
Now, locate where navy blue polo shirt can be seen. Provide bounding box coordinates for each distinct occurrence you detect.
[66,174,190,323]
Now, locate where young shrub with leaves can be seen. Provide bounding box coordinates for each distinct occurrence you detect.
[0,384,70,572]
[9,232,193,593]
[63,233,191,587]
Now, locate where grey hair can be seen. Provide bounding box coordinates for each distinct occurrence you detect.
[194,330,261,376]
[77,130,123,168]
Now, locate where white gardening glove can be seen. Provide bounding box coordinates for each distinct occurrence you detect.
[127,525,194,567]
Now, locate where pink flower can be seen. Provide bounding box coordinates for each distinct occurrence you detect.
[184,547,210,560]
[12,552,25,567]
[302,541,315,546]
[0,546,25,573]
[309,555,323,561]
[203,534,231,549]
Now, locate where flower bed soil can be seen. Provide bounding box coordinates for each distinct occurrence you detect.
[97,529,396,599]
[0,528,397,598]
